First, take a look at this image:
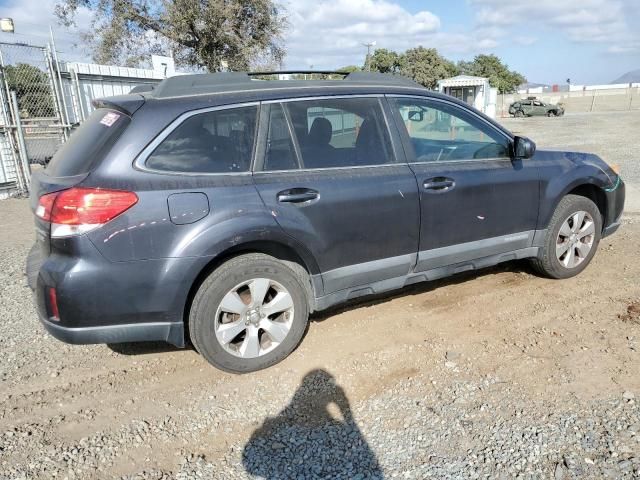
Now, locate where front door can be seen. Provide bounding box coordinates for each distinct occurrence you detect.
[253,97,420,295]
[388,96,540,272]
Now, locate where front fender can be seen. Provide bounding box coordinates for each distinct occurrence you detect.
[536,150,614,229]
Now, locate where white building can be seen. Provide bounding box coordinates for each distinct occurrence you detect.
[437,75,497,118]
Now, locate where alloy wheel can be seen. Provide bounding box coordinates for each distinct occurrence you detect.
[555,210,595,269]
[214,278,294,358]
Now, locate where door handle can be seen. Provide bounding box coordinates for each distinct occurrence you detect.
[277,189,319,203]
[423,178,455,192]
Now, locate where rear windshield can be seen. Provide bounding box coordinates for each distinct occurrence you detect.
[46,108,130,177]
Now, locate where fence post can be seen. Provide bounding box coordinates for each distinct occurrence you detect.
[10,91,30,192]
[46,45,68,141]
[0,50,25,194]
[49,27,71,135]
[590,90,597,112]
[71,68,85,122]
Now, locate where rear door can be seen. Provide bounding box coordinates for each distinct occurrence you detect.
[388,95,540,273]
[253,96,420,295]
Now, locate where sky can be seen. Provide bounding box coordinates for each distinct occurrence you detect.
[0,0,638,85]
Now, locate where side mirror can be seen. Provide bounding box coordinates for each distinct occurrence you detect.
[407,110,424,122]
[513,136,536,159]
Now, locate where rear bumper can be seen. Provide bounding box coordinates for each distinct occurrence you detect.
[40,316,184,345]
[27,235,197,348]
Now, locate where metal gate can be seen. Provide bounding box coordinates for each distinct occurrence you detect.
[0,42,70,197]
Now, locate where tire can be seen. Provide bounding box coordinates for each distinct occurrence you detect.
[547,111,555,117]
[531,195,602,279]
[515,110,525,118]
[189,253,310,373]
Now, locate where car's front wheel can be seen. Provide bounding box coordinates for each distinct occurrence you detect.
[515,110,525,118]
[531,195,602,279]
[189,253,310,373]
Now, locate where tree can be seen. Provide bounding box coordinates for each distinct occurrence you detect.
[398,47,458,89]
[337,65,362,73]
[458,54,525,94]
[369,49,401,74]
[4,64,55,118]
[55,0,287,71]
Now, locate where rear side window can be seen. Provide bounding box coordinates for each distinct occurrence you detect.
[146,106,257,173]
[46,109,129,177]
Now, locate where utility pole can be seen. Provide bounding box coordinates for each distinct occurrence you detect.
[363,41,376,71]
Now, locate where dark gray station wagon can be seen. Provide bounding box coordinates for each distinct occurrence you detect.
[28,72,625,372]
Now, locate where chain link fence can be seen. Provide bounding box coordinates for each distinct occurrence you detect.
[1,43,66,160]
[0,42,69,197]
[0,40,164,199]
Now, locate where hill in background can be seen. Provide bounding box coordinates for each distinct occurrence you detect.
[612,69,640,84]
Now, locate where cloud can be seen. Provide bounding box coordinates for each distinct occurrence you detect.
[514,36,537,46]
[471,0,640,54]
[282,0,496,69]
[2,0,635,76]
[0,0,92,62]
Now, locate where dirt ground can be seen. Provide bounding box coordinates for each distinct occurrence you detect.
[1,112,640,479]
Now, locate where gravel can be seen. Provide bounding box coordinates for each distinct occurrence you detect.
[500,110,640,185]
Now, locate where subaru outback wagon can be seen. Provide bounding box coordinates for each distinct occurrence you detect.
[27,71,625,373]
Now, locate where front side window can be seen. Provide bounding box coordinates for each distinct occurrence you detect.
[282,97,394,169]
[391,98,510,162]
[146,106,257,173]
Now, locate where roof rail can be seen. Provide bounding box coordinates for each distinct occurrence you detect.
[343,71,420,86]
[151,70,422,98]
[247,70,348,76]
[248,70,420,86]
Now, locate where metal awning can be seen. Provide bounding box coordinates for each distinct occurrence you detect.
[438,76,488,87]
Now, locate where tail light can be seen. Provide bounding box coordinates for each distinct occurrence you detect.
[48,287,60,321]
[36,187,138,238]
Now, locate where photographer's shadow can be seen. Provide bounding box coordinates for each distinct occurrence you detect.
[242,369,383,479]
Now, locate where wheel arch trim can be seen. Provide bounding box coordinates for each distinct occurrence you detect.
[540,168,611,231]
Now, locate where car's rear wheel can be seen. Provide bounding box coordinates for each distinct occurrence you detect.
[531,195,602,279]
[190,253,310,373]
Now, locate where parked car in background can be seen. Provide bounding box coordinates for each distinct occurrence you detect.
[27,71,624,373]
[509,98,565,117]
